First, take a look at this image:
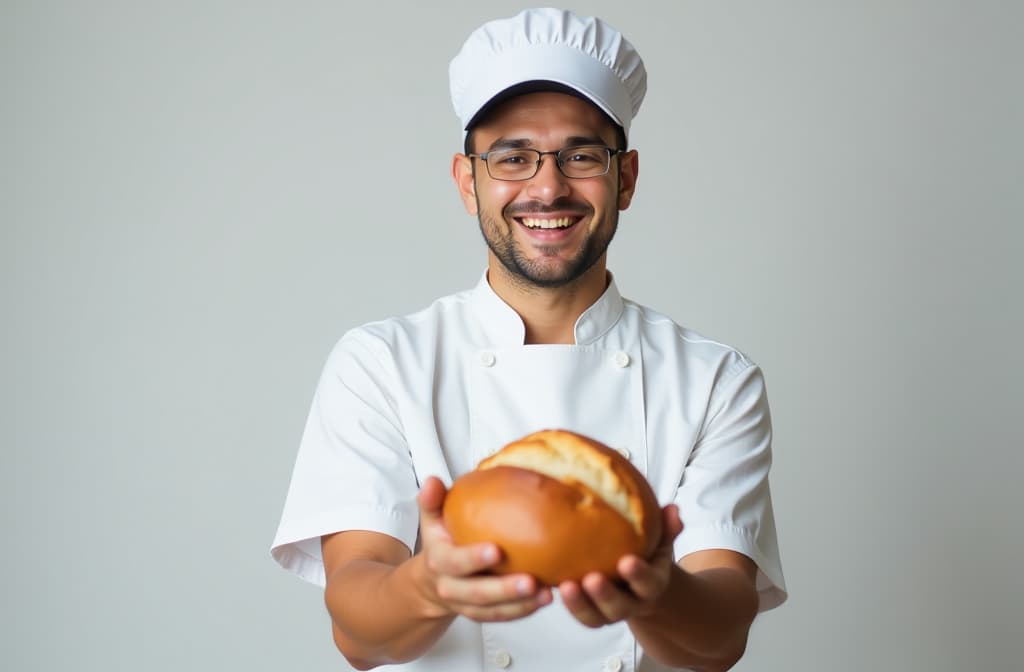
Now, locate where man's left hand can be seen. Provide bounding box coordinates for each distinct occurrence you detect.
[559,504,684,627]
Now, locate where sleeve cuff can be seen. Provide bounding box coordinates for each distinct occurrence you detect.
[270,506,419,587]
[673,523,788,612]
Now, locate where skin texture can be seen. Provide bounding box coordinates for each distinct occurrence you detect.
[451,92,639,344]
[321,92,761,671]
[460,95,627,291]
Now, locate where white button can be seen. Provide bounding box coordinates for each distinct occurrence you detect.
[613,351,630,368]
[480,351,496,367]
[605,657,623,672]
[617,447,631,460]
[494,648,512,668]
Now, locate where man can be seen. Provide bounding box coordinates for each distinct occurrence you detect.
[272,8,786,671]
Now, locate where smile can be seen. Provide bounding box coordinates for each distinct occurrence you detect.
[517,217,578,230]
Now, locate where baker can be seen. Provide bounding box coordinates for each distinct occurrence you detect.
[271,8,787,671]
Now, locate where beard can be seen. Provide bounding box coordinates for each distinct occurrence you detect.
[478,201,618,289]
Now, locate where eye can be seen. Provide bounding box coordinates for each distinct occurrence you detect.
[492,150,533,165]
[562,148,605,164]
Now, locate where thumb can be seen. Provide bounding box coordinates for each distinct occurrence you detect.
[663,501,679,536]
[417,476,451,544]
[661,504,684,547]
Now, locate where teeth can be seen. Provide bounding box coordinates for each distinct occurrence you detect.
[521,217,574,229]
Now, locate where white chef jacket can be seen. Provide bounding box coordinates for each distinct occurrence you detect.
[272,272,787,672]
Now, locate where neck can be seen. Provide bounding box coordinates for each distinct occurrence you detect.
[486,255,610,345]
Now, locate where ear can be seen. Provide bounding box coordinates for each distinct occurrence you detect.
[617,150,639,211]
[451,153,478,215]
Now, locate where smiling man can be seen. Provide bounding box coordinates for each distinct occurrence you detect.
[454,90,637,344]
[272,8,786,672]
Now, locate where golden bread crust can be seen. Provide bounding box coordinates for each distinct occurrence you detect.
[443,429,663,585]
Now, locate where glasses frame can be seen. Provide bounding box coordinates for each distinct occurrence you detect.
[468,145,625,181]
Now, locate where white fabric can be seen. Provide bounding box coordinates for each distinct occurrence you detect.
[271,272,787,671]
[449,8,647,137]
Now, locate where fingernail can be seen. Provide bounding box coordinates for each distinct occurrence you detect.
[516,578,531,595]
[481,546,498,563]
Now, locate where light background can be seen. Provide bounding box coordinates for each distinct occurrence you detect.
[4,1,1022,670]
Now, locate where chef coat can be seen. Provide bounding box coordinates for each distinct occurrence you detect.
[271,272,787,671]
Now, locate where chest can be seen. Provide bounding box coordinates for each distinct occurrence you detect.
[393,336,709,506]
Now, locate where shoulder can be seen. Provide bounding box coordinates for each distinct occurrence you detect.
[329,287,477,365]
[622,299,759,389]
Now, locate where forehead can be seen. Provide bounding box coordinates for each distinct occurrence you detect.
[471,91,619,147]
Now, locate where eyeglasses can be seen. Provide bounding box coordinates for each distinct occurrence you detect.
[468,145,624,181]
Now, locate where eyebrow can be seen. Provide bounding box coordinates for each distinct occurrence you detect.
[486,135,609,151]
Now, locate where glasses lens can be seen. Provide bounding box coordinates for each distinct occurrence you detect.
[486,149,540,180]
[482,146,613,180]
[558,146,611,178]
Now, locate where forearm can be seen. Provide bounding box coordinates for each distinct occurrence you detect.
[628,566,759,671]
[325,553,454,669]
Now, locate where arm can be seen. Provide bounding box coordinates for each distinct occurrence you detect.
[560,506,759,672]
[321,477,553,670]
[630,549,759,670]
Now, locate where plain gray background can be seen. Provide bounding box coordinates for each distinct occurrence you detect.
[4,1,1022,670]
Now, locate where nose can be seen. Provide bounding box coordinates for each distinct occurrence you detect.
[525,153,571,202]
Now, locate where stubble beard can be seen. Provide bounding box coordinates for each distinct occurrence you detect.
[477,209,618,290]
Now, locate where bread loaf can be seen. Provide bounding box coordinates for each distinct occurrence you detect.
[442,429,662,585]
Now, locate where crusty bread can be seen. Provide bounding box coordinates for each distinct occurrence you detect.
[442,429,662,585]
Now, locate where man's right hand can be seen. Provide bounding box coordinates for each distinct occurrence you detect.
[321,476,552,667]
[413,475,553,622]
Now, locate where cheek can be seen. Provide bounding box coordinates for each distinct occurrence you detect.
[478,182,522,213]
[581,182,617,226]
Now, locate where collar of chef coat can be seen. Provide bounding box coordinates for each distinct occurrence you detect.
[468,270,625,346]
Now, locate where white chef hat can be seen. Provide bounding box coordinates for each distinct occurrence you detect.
[449,8,647,141]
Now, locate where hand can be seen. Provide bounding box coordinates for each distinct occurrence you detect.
[414,476,553,622]
[559,504,684,628]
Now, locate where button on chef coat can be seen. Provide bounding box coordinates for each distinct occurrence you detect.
[272,272,787,672]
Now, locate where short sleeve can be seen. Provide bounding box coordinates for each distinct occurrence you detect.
[270,330,420,587]
[673,362,787,611]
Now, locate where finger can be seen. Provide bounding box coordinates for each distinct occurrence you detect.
[458,587,553,622]
[417,476,447,521]
[425,539,502,578]
[559,579,611,628]
[662,504,684,542]
[438,572,544,607]
[637,504,682,573]
[579,572,641,623]
[617,554,668,602]
[418,476,459,551]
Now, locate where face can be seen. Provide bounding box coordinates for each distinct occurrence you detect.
[453,92,638,290]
